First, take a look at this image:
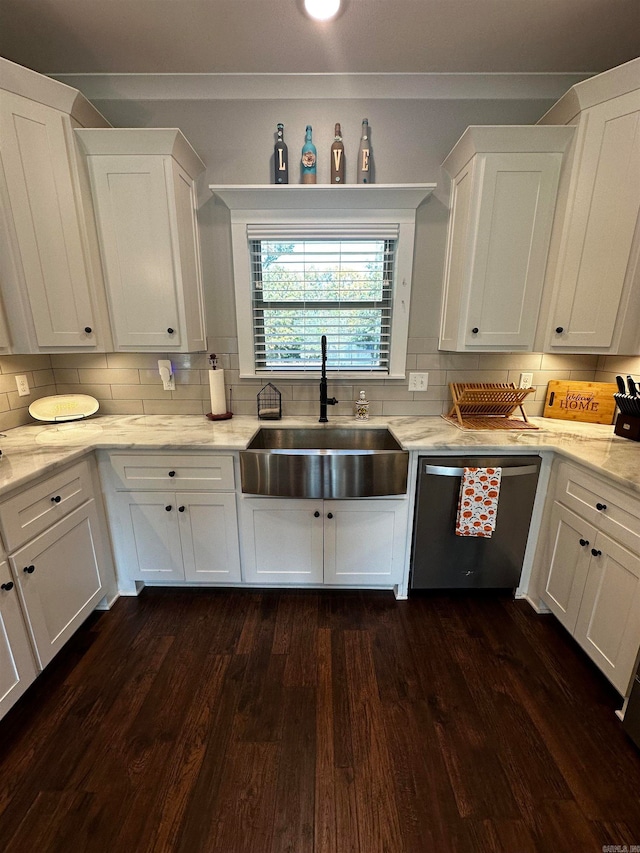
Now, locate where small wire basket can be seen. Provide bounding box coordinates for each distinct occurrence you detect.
[257,383,282,420]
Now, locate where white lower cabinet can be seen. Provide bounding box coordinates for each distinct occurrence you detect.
[9,501,105,669]
[110,490,241,584]
[100,452,241,588]
[240,498,408,586]
[537,461,640,695]
[0,557,38,718]
[0,457,115,719]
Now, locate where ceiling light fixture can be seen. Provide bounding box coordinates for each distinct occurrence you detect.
[303,0,341,21]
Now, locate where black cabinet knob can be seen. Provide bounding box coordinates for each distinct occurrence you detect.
[23,565,35,574]
[168,471,176,477]
[596,503,607,511]
[167,328,175,335]
[555,326,564,334]
[579,538,589,547]
[591,548,602,557]
[1,582,14,591]
[165,505,172,512]
[327,512,333,519]
[314,511,320,518]
[51,495,61,503]
[471,327,479,334]
[84,327,92,334]
[178,506,185,512]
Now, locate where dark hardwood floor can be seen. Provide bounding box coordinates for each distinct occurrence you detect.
[1,588,640,852]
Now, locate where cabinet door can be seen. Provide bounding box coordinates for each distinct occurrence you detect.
[574,532,640,695]
[540,502,596,633]
[464,153,562,349]
[323,499,408,586]
[178,493,241,583]
[170,159,206,353]
[87,155,183,349]
[0,92,98,348]
[0,558,38,719]
[549,90,640,349]
[240,498,324,584]
[10,501,105,669]
[110,491,184,583]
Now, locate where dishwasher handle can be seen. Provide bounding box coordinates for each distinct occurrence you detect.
[423,463,538,478]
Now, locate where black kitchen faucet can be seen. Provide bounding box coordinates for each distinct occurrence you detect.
[319,334,338,422]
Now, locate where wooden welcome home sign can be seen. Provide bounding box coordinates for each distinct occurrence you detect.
[543,380,618,424]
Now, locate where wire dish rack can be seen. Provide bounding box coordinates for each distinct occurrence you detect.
[444,382,538,430]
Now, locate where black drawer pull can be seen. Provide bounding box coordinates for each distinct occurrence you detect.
[591,548,602,557]
[178,506,185,512]
[314,511,320,518]
[51,495,61,503]
[167,328,175,334]
[471,327,479,334]
[595,503,607,511]
[1,582,14,591]
[579,538,589,547]
[327,512,334,519]
[23,565,35,574]
[165,505,172,512]
[84,326,92,334]
[168,471,176,477]
[555,326,564,334]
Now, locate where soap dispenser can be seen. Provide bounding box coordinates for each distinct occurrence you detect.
[355,390,369,421]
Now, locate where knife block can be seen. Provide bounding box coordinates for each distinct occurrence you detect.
[614,413,640,441]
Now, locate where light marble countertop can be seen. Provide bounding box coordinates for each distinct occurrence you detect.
[0,413,637,497]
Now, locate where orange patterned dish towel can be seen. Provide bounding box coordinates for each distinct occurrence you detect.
[455,467,502,538]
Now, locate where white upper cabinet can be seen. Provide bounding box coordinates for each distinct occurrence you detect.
[439,126,572,352]
[0,58,113,352]
[77,129,207,352]
[538,58,640,354]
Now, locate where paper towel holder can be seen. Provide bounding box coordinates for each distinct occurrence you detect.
[205,353,233,421]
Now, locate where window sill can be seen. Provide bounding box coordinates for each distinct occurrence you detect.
[241,372,408,381]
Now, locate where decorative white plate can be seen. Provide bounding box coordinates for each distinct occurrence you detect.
[28,394,100,422]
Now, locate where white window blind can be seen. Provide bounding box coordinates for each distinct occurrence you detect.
[248,225,399,373]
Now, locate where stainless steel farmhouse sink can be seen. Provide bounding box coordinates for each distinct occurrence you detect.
[240,427,409,498]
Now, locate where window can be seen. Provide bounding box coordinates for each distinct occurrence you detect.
[213,184,434,379]
[249,234,396,372]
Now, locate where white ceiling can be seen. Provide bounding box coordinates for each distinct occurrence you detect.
[0,0,638,76]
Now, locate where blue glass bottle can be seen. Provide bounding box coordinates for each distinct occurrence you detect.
[301,125,317,184]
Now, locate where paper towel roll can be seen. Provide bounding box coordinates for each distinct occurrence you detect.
[208,369,227,415]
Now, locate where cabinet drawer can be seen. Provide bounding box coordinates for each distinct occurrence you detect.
[108,454,235,491]
[0,460,93,552]
[555,461,640,555]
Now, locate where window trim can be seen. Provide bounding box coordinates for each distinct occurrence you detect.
[211,185,435,380]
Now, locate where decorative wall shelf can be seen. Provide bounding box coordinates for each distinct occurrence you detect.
[209,183,436,211]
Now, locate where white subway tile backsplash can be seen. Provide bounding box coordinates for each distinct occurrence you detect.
[106,352,164,369]
[111,385,166,400]
[79,368,140,385]
[0,345,605,430]
[52,368,80,385]
[99,400,144,415]
[50,354,109,369]
[142,400,205,415]
[32,369,54,387]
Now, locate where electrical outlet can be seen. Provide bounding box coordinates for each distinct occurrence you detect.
[519,373,534,389]
[408,372,428,392]
[15,375,30,396]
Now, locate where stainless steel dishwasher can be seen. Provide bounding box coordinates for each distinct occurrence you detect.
[410,455,541,590]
